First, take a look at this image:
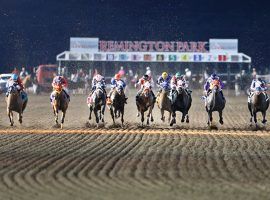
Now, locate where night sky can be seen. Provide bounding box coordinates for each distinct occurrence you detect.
[0,0,269,72]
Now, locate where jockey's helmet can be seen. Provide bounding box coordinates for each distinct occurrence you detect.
[11,74,18,81]
[162,72,168,79]
[211,73,217,79]
[114,73,121,80]
[175,72,181,78]
[143,74,149,80]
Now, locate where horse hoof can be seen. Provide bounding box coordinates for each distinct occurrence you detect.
[136,113,140,117]
[219,120,224,125]
[151,118,154,122]
[262,120,267,124]
[181,119,184,123]
[10,124,13,127]
[61,124,63,129]
[170,123,173,127]
[186,119,189,123]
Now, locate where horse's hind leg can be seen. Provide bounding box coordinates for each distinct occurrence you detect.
[150,106,154,122]
[219,110,224,125]
[181,112,186,123]
[207,111,213,126]
[18,112,22,124]
[101,105,105,123]
[141,111,144,126]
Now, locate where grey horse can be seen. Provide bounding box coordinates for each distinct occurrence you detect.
[205,84,226,126]
[248,88,269,128]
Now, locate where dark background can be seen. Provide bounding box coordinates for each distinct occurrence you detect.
[0,0,269,73]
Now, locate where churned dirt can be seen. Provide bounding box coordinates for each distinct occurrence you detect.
[0,90,269,200]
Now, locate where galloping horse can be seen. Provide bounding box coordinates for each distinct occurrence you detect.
[136,81,155,126]
[170,81,192,126]
[108,82,126,127]
[248,87,269,128]
[88,82,106,126]
[6,85,28,126]
[156,83,171,123]
[50,85,69,129]
[205,80,226,126]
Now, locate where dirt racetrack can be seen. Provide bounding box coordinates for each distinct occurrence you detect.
[0,90,269,200]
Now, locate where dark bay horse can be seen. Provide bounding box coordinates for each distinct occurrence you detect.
[170,84,192,126]
[136,82,155,126]
[156,86,171,123]
[108,83,126,127]
[248,87,269,128]
[6,85,28,126]
[205,80,226,126]
[51,86,69,129]
[88,82,106,126]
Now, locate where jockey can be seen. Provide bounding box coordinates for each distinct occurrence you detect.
[170,72,190,98]
[248,77,268,102]
[91,73,106,94]
[52,75,70,100]
[107,73,127,103]
[156,72,171,96]
[135,74,155,101]
[6,73,24,96]
[203,73,224,99]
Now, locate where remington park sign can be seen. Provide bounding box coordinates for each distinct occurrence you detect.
[99,41,208,52]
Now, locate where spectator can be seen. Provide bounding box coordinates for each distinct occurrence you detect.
[118,66,125,77]
[20,67,29,80]
[252,68,257,79]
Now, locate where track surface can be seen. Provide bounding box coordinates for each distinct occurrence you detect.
[0,91,269,200]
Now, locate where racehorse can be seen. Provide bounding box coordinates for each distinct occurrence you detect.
[156,83,171,123]
[108,82,126,127]
[6,85,28,126]
[205,80,226,126]
[50,85,69,129]
[88,82,106,126]
[170,81,192,126]
[248,87,269,128]
[136,81,155,126]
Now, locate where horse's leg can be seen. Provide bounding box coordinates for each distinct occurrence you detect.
[181,111,186,123]
[94,108,99,124]
[61,111,66,129]
[7,110,13,126]
[168,112,171,123]
[254,111,258,129]
[262,111,267,125]
[54,107,59,125]
[141,111,144,126]
[18,112,22,124]
[101,105,105,123]
[150,105,154,122]
[121,109,124,128]
[186,113,189,123]
[170,111,176,126]
[136,104,140,117]
[110,107,115,125]
[89,107,92,120]
[207,111,211,126]
[161,109,165,122]
[219,110,224,125]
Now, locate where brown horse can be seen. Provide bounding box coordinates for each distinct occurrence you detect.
[51,86,69,129]
[108,84,126,127]
[6,85,28,126]
[156,88,171,123]
[136,82,155,126]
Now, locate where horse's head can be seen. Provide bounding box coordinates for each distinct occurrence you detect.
[7,84,19,95]
[176,80,184,93]
[255,86,263,95]
[116,84,124,95]
[143,81,151,97]
[210,79,220,91]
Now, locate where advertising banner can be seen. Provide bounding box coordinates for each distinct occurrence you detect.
[209,39,238,53]
[106,54,115,61]
[70,37,99,52]
[119,54,128,61]
[156,54,164,61]
[169,55,177,61]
